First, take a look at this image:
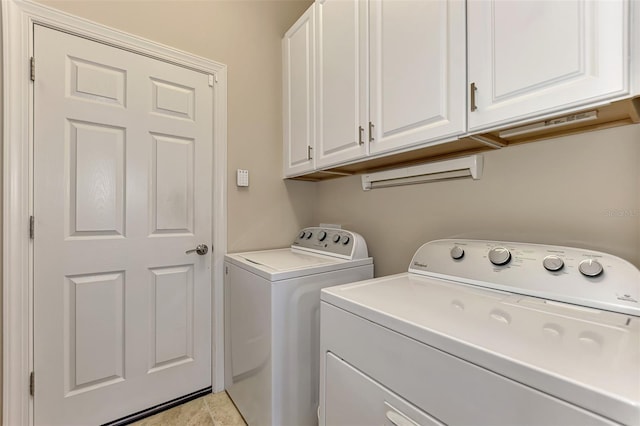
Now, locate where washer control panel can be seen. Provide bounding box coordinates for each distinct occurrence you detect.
[292,227,369,260]
[410,239,640,316]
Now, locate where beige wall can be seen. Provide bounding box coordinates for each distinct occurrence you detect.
[36,0,317,252]
[314,124,640,277]
[2,0,315,417]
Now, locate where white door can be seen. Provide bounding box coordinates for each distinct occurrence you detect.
[315,0,368,168]
[467,0,629,132]
[283,4,316,177]
[33,25,213,425]
[368,0,466,155]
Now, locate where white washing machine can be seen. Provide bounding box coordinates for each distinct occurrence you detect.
[320,239,640,426]
[224,227,373,426]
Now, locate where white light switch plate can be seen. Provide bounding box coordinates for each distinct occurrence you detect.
[237,169,249,187]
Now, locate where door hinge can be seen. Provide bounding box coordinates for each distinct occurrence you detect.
[307,146,313,160]
[30,57,35,81]
[29,216,35,239]
[225,266,229,275]
[208,74,215,87]
[369,122,375,142]
[29,371,34,396]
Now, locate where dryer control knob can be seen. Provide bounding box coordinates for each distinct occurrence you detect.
[306,232,313,239]
[342,236,351,245]
[318,231,327,241]
[450,246,465,260]
[333,235,341,243]
[488,247,511,266]
[298,231,306,239]
[543,255,564,272]
[579,259,603,277]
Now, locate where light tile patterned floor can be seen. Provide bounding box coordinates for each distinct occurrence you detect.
[131,391,246,426]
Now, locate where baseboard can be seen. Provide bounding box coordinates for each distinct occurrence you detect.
[103,387,213,426]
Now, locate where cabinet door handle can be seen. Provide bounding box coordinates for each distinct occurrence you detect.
[307,145,313,160]
[358,126,365,145]
[369,122,375,142]
[470,82,478,112]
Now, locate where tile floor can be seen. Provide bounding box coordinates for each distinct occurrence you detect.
[131,391,246,426]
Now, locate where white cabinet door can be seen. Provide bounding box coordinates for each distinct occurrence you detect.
[369,0,466,155]
[283,4,315,177]
[315,0,368,168]
[468,0,630,132]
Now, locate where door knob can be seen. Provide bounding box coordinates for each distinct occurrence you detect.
[186,244,209,255]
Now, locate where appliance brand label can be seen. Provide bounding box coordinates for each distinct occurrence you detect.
[413,262,428,269]
[617,294,638,304]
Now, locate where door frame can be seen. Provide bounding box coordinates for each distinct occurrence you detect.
[2,1,228,424]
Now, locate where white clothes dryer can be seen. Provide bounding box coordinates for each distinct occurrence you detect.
[320,239,640,426]
[224,227,373,426]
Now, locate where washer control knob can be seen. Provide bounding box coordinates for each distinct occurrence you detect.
[488,247,511,266]
[318,231,327,241]
[305,232,313,239]
[450,246,465,260]
[543,255,564,272]
[579,259,604,277]
[299,231,306,239]
[333,235,341,243]
[342,236,351,245]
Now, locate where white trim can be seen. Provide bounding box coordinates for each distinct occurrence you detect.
[632,0,640,95]
[2,1,228,424]
[212,67,228,393]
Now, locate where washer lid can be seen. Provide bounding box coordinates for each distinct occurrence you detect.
[239,249,342,271]
[322,274,640,425]
[225,248,372,281]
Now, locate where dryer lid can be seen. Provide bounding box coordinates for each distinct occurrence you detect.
[322,273,640,423]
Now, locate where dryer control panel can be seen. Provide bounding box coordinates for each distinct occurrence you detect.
[409,239,640,316]
[292,227,369,260]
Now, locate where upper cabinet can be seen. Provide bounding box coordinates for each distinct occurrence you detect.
[283,0,638,179]
[369,0,466,155]
[314,0,466,169]
[315,0,368,169]
[467,0,630,132]
[283,4,315,177]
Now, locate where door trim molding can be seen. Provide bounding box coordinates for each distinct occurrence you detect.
[1,1,228,424]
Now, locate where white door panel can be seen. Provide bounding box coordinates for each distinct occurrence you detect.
[283,4,316,177]
[468,0,629,131]
[316,0,368,168]
[369,0,466,155]
[34,25,212,425]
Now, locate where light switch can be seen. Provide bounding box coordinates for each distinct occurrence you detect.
[237,169,249,187]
